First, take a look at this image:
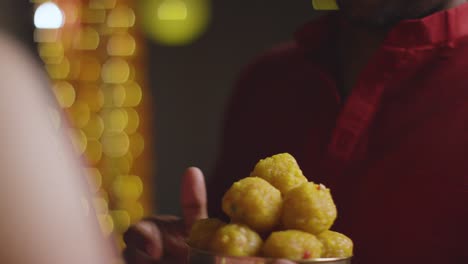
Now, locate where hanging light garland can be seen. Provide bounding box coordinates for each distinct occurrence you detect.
[32,0,154,250]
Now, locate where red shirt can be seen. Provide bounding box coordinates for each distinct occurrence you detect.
[208,4,468,264]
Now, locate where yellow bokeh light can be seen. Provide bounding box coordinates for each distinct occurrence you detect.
[107,32,136,56]
[94,197,109,214]
[157,0,187,20]
[110,210,131,233]
[74,27,100,50]
[101,108,129,133]
[84,139,103,165]
[125,151,134,166]
[129,133,145,158]
[116,201,144,223]
[128,64,136,81]
[120,155,133,174]
[34,28,60,43]
[86,168,102,193]
[102,155,132,174]
[39,42,64,62]
[89,0,117,10]
[96,22,116,36]
[98,165,116,193]
[102,84,126,107]
[101,131,130,157]
[102,58,130,84]
[67,101,91,128]
[78,56,102,82]
[43,56,64,65]
[82,8,107,24]
[83,114,105,139]
[99,158,119,179]
[52,81,76,108]
[125,108,140,134]
[77,85,104,112]
[112,175,143,201]
[140,0,211,46]
[107,5,135,28]
[70,129,88,155]
[122,81,142,107]
[98,213,114,236]
[46,57,70,79]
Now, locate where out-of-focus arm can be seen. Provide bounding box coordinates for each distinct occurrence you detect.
[0,32,116,264]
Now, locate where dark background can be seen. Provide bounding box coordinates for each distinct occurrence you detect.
[151,1,317,215]
[1,0,317,215]
[0,0,34,50]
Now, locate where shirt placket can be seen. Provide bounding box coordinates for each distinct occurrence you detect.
[328,84,383,161]
[326,48,409,170]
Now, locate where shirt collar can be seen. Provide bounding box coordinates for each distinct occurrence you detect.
[295,2,468,50]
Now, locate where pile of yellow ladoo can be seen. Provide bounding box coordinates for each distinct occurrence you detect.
[188,153,353,261]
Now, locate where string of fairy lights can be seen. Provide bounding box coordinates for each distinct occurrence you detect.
[33,0,151,249]
[33,0,211,251]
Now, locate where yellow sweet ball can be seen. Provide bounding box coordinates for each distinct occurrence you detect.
[188,218,226,251]
[222,177,282,233]
[262,230,323,260]
[250,153,308,195]
[317,230,353,258]
[209,224,263,257]
[282,182,337,235]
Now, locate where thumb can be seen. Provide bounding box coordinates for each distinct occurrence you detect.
[181,167,208,231]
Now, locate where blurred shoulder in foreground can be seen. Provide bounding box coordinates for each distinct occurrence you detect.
[0,31,118,264]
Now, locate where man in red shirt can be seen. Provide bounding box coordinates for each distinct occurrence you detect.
[124,0,468,263]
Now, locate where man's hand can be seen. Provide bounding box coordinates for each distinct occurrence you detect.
[123,167,207,263]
